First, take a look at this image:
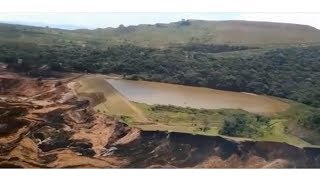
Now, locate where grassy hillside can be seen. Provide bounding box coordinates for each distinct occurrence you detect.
[1,20,320,144]
[85,20,320,47]
[2,20,320,47]
[133,102,312,147]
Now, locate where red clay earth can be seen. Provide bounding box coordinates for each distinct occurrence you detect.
[0,72,320,168]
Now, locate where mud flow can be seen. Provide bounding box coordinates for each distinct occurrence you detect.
[0,73,320,168]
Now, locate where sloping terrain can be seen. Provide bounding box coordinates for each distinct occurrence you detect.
[1,19,320,168]
[75,75,148,123]
[1,73,320,168]
[1,21,320,110]
[85,20,320,47]
[1,20,320,47]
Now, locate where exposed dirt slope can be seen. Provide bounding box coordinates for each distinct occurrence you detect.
[1,74,320,168]
[75,75,148,123]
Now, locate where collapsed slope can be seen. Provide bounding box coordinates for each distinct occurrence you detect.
[0,74,320,168]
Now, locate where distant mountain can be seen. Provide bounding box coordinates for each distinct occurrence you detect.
[1,20,320,47]
[46,24,86,30]
[0,21,86,30]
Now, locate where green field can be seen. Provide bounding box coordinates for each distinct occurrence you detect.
[133,102,313,147]
[73,75,319,147]
[258,119,311,147]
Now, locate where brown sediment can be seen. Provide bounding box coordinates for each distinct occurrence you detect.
[0,72,320,168]
[106,79,289,115]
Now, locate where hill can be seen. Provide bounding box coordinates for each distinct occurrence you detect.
[1,20,320,47]
[1,20,320,143]
[84,20,320,47]
[1,19,320,166]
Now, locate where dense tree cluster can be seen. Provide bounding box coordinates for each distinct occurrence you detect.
[218,114,271,138]
[293,106,320,133]
[304,111,320,132]
[177,19,191,26]
[181,43,258,53]
[1,43,320,110]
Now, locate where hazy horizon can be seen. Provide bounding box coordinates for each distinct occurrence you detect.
[0,13,320,30]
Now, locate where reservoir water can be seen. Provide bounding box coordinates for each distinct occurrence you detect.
[106,79,289,114]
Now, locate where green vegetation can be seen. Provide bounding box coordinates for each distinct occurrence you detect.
[2,20,320,47]
[277,102,320,144]
[181,43,259,53]
[2,43,320,108]
[135,102,270,136]
[280,103,320,131]
[303,111,320,132]
[1,21,320,146]
[219,114,272,138]
[120,115,135,124]
[258,119,311,147]
[134,102,312,146]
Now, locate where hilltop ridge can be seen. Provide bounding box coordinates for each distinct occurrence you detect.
[1,20,320,47]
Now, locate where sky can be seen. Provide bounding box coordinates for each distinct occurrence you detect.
[0,13,320,30]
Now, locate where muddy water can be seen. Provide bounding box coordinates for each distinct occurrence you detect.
[106,79,289,114]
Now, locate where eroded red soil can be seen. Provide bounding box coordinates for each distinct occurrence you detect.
[0,72,320,168]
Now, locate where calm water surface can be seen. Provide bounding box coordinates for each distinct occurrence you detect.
[106,79,289,114]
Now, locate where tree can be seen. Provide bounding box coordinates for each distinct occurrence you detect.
[199,119,210,132]
[218,114,270,138]
[179,19,190,26]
